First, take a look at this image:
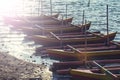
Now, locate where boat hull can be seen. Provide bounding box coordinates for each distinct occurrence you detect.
[7,17,73,26]
[4,13,59,24]
[35,32,116,46]
[50,59,120,72]
[14,22,91,35]
[47,48,120,61]
[70,69,120,80]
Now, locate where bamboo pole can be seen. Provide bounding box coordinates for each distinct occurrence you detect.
[40,0,43,14]
[88,0,90,7]
[82,10,85,33]
[65,4,68,19]
[60,15,64,35]
[82,10,85,25]
[84,20,87,66]
[38,0,41,16]
[106,4,109,45]
[50,0,52,15]
[22,0,25,16]
[84,20,87,50]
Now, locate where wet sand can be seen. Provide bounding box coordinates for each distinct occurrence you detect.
[0,51,52,80]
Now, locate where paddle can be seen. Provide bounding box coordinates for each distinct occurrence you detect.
[67,45,87,62]
[35,24,45,35]
[93,61,118,80]
[50,32,61,40]
[50,32,63,47]
[67,45,82,53]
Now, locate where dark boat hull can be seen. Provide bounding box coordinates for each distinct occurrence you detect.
[50,59,120,72]
[33,32,116,46]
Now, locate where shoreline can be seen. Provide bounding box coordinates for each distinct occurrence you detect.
[0,51,52,80]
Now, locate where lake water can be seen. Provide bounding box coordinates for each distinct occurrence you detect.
[0,0,120,80]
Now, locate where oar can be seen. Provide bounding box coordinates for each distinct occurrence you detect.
[67,45,87,62]
[50,32,63,47]
[35,24,45,35]
[67,45,82,53]
[50,32,61,40]
[93,61,118,80]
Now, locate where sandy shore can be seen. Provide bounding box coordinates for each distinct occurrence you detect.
[0,51,52,80]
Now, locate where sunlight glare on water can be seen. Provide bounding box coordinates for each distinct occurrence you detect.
[0,0,120,68]
[0,1,120,79]
[0,0,19,16]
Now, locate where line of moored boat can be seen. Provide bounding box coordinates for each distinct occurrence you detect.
[3,13,120,80]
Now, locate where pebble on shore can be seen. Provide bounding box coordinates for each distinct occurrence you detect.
[0,52,52,80]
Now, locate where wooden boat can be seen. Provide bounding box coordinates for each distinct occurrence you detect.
[30,32,116,46]
[24,13,59,20]
[26,17,73,25]
[35,41,105,53]
[50,58,120,72]
[35,37,111,56]
[6,17,73,26]
[46,38,120,61]
[3,13,59,24]
[52,61,120,80]
[17,22,91,35]
[56,66,120,80]
[68,62,120,80]
[34,31,101,50]
[56,66,120,75]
